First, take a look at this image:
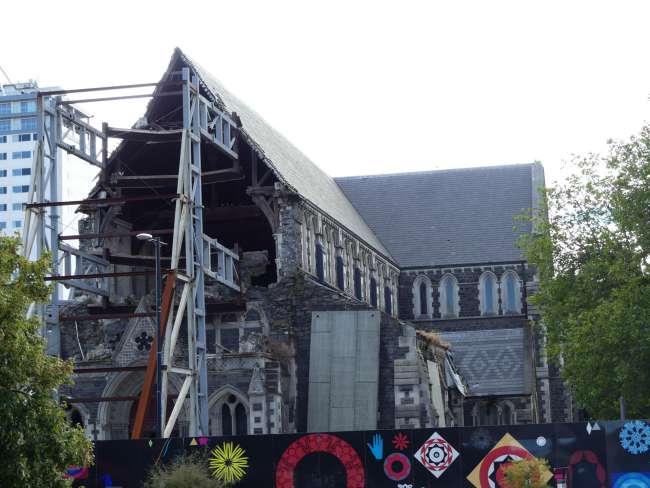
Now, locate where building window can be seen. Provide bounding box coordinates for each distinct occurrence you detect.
[20,101,36,113]
[13,185,29,193]
[369,277,378,307]
[0,204,6,211]
[14,133,31,142]
[20,118,37,131]
[315,243,325,281]
[0,187,6,194]
[335,256,345,290]
[384,286,392,315]
[502,271,522,314]
[439,274,459,318]
[0,153,6,160]
[0,120,10,131]
[0,136,6,143]
[212,392,249,436]
[13,220,21,228]
[412,275,433,318]
[12,203,24,211]
[220,328,239,352]
[0,103,10,114]
[498,401,516,425]
[214,309,266,354]
[479,272,499,316]
[12,151,30,159]
[0,170,6,177]
[12,168,30,176]
[353,267,362,299]
[0,222,6,230]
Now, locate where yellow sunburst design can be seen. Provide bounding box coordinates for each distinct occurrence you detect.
[209,441,249,485]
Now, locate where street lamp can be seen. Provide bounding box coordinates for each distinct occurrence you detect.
[136,232,165,438]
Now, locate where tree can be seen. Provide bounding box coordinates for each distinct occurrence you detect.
[0,236,92,487]
[145,454,224,488]
[519,125,650,420]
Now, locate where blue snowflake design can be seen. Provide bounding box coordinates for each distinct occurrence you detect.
[619,421,650,455]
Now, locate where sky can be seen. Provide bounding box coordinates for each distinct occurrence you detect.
[2,0,650,233]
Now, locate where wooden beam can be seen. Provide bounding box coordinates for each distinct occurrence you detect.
[250,194,279,233]
[131,271,177,439]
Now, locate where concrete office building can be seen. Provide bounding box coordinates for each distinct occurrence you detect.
[0,81,58,236]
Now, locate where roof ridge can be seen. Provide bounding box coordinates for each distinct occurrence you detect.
[334,163,535,180]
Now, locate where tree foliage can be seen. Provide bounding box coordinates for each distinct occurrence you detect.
[144,454,224,488]
[0,236,92,487]
[519,125,650,419]
[501,458,552,488]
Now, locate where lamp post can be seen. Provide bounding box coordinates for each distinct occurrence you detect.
[136,233,165,438]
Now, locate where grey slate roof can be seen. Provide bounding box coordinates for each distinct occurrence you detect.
[441,328,529,397]
[173,49,392,259]
[335,164,538,267]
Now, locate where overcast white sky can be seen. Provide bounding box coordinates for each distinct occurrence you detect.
[3,0,650,230]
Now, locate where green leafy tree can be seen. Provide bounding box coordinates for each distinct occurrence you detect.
[145,454,224,488]
[501,458,552,488]
[0,236,92,487]
[519,125,650,419]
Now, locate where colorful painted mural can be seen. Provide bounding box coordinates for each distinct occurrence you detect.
[71,420,650,487]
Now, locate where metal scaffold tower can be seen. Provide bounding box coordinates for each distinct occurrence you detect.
[23,65,241,438]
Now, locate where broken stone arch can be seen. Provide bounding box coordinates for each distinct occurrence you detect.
[96,371,188,440]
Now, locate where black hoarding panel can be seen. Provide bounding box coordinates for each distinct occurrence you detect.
[69,420,650,488]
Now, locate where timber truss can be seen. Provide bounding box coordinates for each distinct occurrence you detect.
[23,67,241,438]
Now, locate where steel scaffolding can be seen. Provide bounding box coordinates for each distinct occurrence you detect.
[23,65,241,438]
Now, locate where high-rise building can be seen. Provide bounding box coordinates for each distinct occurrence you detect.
[0,81,41,235]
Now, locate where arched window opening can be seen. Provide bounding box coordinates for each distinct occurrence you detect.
[370,277,378,307]
[336,256,345,290]
[354,267,362,299]
[413,275,432,318]
[479,272,499,316]
[502,271,521,314]
[498,402,516,425]
[439,274,459,318]
[212,391,249,436]
[315,243,324,281]
[235,403,248,435]
[384,286,392,315]
[221,404,232,436]
[419,282,428,316]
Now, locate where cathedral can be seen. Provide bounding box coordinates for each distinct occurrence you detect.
[58,48,570,440]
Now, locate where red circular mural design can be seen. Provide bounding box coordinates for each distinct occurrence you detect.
[275,434,365,488]
[479,445,533,488]
[384,453,411,481]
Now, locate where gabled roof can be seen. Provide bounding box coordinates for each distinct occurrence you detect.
[172,48,393,260]
[335,163,542,268]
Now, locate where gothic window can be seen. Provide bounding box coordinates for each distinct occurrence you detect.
[479,272,499,316]
[353,267,362,300]
[370,277,378,307]
[413,275,432,318]
[420,283,427,315]
[336,256,345,290]
[315,243,324,281]
[220,328,240,352]
[211,391,249,436]
[501,271,521,314]
[498,401,516,425]
[439,274,459,318]
[215,308,266,354]
[384,285,392,315]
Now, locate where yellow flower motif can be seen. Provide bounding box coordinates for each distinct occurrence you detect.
[209,441,249,485]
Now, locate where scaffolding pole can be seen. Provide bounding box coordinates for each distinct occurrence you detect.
[25,67,240,439]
